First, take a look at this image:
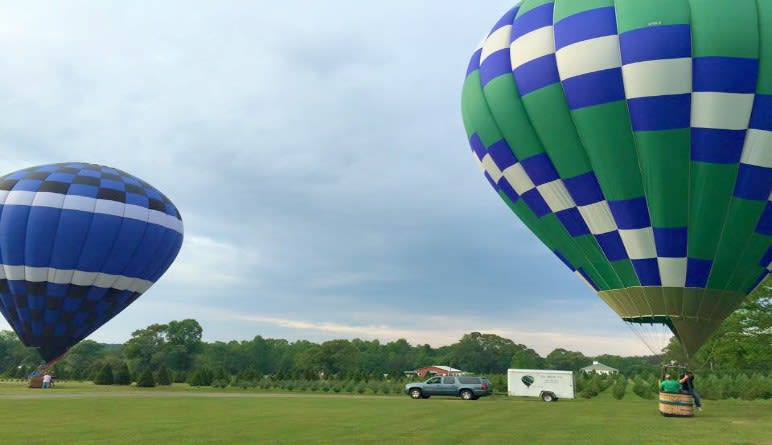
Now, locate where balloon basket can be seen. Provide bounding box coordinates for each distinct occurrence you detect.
[658,392,694,417]
[28,375,44,389]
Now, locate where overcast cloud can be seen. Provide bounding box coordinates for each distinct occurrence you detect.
[0,1,650,356]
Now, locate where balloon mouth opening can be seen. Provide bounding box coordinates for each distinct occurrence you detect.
[622,315,676,334]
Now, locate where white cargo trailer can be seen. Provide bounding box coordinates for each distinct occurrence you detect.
[507,369,575,402]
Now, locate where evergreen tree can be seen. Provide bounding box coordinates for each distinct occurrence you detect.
[137,367,156,387]
[156,364,172,385]
[94,363,114,385]
[113,362,132,385]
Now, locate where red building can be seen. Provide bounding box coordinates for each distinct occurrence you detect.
[411,366,463,378]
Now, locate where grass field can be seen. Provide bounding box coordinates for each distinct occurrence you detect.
[1,382,770,444]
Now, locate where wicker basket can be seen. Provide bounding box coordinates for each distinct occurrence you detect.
[658,392,694,417]
[28,375,44,388]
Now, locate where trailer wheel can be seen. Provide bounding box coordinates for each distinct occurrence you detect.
[541,392,556,402]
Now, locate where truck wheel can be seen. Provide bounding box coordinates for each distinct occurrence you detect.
[409,388,422,399]
[460,389,474,400]
[541,392,555,402]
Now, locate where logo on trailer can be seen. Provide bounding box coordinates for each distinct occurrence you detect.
[521,375,535,388]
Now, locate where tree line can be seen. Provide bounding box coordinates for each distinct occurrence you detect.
[0,277,768,383]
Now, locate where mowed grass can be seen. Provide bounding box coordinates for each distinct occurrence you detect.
[1,382,770,445]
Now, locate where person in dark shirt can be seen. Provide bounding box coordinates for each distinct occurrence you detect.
[679,371,702,411]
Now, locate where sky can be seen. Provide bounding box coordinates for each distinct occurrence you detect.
[0,0,653,356]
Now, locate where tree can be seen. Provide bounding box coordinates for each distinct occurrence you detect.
[189,367,213,386]
[58,340,110,381]
[123,323,168,376]
[94,364,114,385]
[449,332,521,374]
[166,319,203,372]
[156,364,172,385]
[545,349,591,371]
[510,347,545,369]
[295,340,361,376]
[137,368,156,387]
[113,362,132,385]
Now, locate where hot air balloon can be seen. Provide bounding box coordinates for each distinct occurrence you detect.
[0,162,184,363]
[461,0,771,357]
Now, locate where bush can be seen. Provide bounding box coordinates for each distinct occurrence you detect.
[212,379,229,388]
[173,370,187,383]
[189,368,214,387]
[94,364,114,385]
[156,365,172,386]
[356,384,366,394]
[612,376,627,400]
[700,374,724,400]
[632,377,654,399]
[113,363,132,385]
[137,368,156,387]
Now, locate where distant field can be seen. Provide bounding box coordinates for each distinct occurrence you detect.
[1,382,770,445]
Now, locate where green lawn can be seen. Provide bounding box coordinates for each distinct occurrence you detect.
[1,382,769,444]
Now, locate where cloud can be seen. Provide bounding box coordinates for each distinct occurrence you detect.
[0,0,657,358]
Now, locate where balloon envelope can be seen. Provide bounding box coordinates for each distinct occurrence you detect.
[0,163,184,362]
[462,0,771,356]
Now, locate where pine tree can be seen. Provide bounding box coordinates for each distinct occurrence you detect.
[113,362,132,385]
[137,367,156,387]
[156,365,172,386]
[94,364,114,385]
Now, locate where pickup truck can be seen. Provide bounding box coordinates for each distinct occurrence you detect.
[404,375,493,400]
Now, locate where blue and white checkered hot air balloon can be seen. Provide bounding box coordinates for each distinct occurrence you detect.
[0,162,184,363]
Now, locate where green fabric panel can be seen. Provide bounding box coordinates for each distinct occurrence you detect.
[756,0,772,94]
[613,0,691,33]
[501,192,554,250]
[726,232,771,291]
[483,75,544,160]
[570,102,645,201]
[689,0,759,58]
[574,235,621,289]
[738,267,767,295]
[610,259,640,287]
[522,84,592,179]
[707,199,766,289]
[597,292,626,316]
[687,163,739,260]
[636,287,665,317]
[461,72,501,147]
[634,130,690,228]
[678,288,702,319]
[553,0,612,23]
[517,0,555,17]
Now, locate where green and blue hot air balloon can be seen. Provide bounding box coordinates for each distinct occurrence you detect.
[461,0,771,356]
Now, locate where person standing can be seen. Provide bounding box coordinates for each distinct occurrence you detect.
[42,373,52,389]
[680,371,702,411]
